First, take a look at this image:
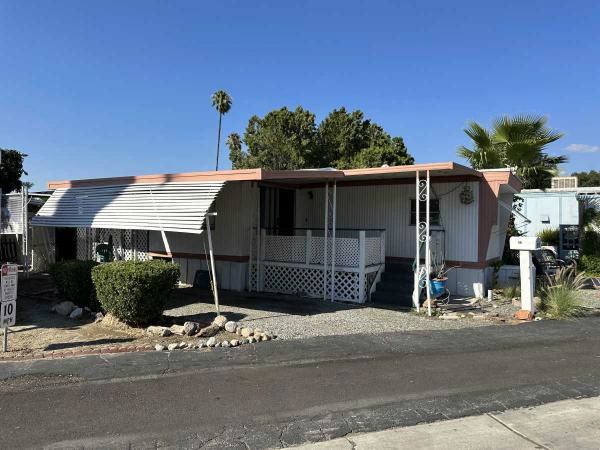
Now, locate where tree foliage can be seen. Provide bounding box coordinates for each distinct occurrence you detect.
[572,170,600,187]
[0,148,27,193]
[457,115,566,189]
[227,107,413,170]
[212,90,233,171]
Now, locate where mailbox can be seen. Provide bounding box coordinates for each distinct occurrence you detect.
[509,236,540,251]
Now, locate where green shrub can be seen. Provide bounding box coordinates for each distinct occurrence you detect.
[502,283,520,299]
[581,230,600,256]
[91,260,180,326]
[579,254,600,275]
[536,228,560,246]
[539,267,585,319]
[49,260,100,310]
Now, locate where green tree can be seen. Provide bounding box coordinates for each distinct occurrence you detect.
[572,170,600,187]
[230,107,318,170]
[211,90,232,171]
[457,115,566,189]
[228,106,413,170]
[0,148,27,193]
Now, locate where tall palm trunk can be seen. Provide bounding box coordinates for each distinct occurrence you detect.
[215,113,222,171]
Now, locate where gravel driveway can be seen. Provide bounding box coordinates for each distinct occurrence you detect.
[165,288,493,340]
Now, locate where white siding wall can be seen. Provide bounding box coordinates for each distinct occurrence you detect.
[295,181,479,262]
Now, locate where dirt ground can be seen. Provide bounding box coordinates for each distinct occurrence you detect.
[2,274,234,359]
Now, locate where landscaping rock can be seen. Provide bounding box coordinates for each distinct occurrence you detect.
[247,337,256,343]
[197,324,220,338]
[241,338,249,344]
[515,310,533,321]
[183,321,200,336]
[94,312,104,322]
[155,344,165,351]
[167,343,178,351]
[69,307,84,320]
[512,298,521,307]
[236,326,242,335]
[53,301,76,316]
[221,340,231,348]
[224,321,238,333]
[240,327,253,338]
[147,326,173,337]
[213,315,228,328]
[170,324,186,336]
[178,342,187,349]
[206,337,217,347]
[197,340,206,348]
[230,339,239,347]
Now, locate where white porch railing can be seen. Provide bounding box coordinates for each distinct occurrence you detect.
[249,228,385,304]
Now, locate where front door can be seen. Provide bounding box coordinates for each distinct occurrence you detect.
[260,187,296,235]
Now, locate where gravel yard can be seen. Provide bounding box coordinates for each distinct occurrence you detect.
[165,288,495,340]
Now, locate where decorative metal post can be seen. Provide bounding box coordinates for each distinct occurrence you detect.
[413,171,421,311]
[425,170,432,316]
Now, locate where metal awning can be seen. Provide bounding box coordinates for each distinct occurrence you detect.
[31,181,226,234]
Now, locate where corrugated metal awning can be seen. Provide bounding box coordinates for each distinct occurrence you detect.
[31,182,226,234]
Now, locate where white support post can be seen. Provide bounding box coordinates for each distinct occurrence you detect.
[413,170,420,311]
[425,170,432,317]
[380,230,386,266]
[205,213,220,315]
[305,229,312,265]
[330,181,337,302]
[323,182,329,301]
[256,187,261,292]
[260,228,266,291]
[519,250,536,313]
[21,186,29,277]
[358,231,366,303]
[247,226,253,291]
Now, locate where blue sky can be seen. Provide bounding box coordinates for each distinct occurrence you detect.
[1,0,599,189]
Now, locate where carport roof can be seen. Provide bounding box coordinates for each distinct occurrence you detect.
[47,161,487,189]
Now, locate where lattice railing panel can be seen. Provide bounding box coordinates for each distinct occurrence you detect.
[77,228,149,262]
[365,237,381,266]
[310,237,360,267]
[251,263,365,303]
[263,235,306,263]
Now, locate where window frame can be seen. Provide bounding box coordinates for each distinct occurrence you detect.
[410,198,441,226]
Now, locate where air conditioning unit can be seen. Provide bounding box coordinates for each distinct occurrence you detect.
[551,176,578,189]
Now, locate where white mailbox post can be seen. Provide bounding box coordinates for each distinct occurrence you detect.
[509,236,540,314]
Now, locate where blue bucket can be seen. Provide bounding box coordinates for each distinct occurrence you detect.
[430,278,447,297]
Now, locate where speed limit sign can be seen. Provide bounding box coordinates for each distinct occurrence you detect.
[0,301,15,327]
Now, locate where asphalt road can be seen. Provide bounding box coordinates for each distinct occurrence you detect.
[1,318,600,449]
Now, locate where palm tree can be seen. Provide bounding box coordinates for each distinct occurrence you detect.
[211,90,232,170]
[458,115,567,189]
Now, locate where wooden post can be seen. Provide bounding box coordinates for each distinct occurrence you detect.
[358,230,366,303]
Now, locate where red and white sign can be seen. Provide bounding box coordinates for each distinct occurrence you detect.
[0,264,18,328]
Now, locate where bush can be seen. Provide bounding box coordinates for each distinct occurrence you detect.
[49,260,100,310]
[581,230,600,257]
[539,267,585,319]
[502,283,520,299]
[91,260,180,326]
[579,254,600,275]
[537,228,560,246]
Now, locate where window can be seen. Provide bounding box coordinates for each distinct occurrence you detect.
[410,199,440,226]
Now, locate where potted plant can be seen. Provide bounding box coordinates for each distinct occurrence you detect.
[429,257,457,298]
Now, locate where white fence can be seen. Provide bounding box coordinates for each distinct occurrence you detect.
[250,229,385,303]
[76,228,150,262]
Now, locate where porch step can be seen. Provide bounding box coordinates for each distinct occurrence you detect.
[371,262,414,308]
